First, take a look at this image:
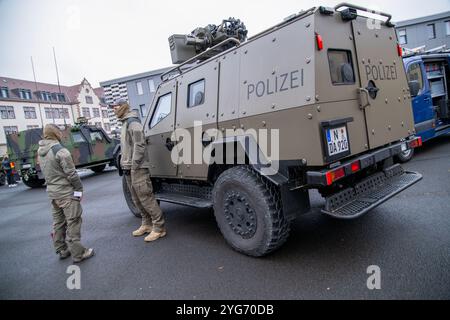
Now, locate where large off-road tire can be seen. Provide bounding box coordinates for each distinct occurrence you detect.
[122,175,141,218]
[22,178,45,188]
[396,148,414,163]
[91,164,106,173]
[212,166,291,257]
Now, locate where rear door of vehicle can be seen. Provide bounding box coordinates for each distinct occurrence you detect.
[351,17,413,149]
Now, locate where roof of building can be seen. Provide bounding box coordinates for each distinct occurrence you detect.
[0,76,101,105]
[93,87,104,97]
[99,67,172,86]
[396,11,450,28]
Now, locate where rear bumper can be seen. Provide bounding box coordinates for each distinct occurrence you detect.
[306,136,422,187]
[321,164,422,219]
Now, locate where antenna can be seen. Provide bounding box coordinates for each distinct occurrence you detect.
[30,56,44,128]
[53,47,66,125]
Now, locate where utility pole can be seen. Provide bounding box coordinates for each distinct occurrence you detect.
[30,56,44,128]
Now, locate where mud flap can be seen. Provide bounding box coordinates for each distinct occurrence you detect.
[322,164,422,219]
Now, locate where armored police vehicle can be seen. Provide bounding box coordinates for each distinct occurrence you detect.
[398,50,450,162]
[123,3,423,256]
[7,120,119,188]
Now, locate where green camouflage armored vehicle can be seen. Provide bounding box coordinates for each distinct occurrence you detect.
[7,121,119,188]
[123,4,423,256]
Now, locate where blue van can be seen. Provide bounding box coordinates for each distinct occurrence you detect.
[400,52,450,161]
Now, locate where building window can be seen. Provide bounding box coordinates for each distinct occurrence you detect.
[82,107,91,118]
[139,104,146,117]
[58,94,66,102]
[0,87,9,98]
[61,108,70,119]
[95,122,102,128]
[24,106,37,119]
[40,91,51,101]
[19,89,32,100]
[427,24,436,39]
[44,108,53,119]
[102,110,108,118]
[4,126,18,135]
[0,106,15,119]
[398,29,407,45]
[85,96,93,104]
[136,81,143,95]
[148,79,156,93]
[27,125,40,130]
[187,79,205,108]
[104,123,111,131]
[93,108,100,118]
[445,21,450,36]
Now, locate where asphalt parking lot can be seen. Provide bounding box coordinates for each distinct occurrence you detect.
[0,135,449,300]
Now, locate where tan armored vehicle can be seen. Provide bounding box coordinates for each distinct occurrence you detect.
[122,3,423,256]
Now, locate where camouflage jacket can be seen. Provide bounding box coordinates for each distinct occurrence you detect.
[119,111,150,170]
[38,139,83,199]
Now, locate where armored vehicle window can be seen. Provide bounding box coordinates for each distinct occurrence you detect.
[187,79,205,108]
[406,63,424,97]
[90,131,104,142]
[328,50,355,85]
[72,132,86,144]
[150,93,172,128]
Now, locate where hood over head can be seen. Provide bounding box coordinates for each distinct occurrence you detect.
[114,102,131,119]
[44,124,63,142]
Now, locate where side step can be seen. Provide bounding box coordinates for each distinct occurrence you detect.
[322,164,422,219]
[155,183,213,208]
[156,192,213,208]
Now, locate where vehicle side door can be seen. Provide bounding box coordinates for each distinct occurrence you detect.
[71,128,92,166]
[143,80,178,178]
[406,59,434,140]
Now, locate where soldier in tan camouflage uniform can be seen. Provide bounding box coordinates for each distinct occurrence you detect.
[38,124,95,263]
[113,99,166,242]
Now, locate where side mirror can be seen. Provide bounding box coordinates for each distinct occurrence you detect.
[408,81,421,97]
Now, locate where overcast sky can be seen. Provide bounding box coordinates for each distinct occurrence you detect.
[0,0,449,87]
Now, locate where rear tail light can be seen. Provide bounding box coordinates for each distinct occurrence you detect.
[408,137,422,149]
[397,44,403,57]
[350,160,361,173]
[316,33,324,51]
[326,167,345,186]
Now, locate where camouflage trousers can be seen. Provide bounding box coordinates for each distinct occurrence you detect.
[51,198,86,260]
[125,168,165,232]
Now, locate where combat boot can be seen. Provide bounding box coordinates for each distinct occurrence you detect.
[73,248,95,263]
[144,230,167,242]
[58,248,71,260]
[132,225,152,237]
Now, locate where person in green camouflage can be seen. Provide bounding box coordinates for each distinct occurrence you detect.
[112,99,166,242]
[38,124,95,263]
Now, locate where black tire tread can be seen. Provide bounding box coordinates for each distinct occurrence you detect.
[213,165,290,257]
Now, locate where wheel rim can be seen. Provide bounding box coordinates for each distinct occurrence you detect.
[401,149,412,158]
[223,190,257,239]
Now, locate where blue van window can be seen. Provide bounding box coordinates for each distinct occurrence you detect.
[407,63,424,97]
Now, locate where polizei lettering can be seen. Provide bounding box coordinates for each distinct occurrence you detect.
[247,69,304,100]
[365,63,398,81]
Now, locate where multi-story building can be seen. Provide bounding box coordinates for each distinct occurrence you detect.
[100,67,171,120]
[396,11,450,51]
[0,76,111,155]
